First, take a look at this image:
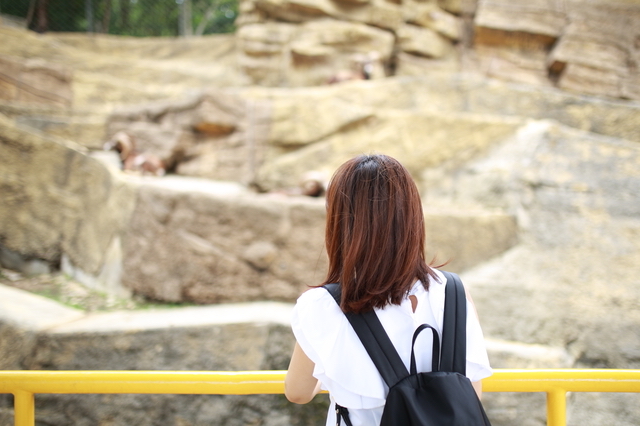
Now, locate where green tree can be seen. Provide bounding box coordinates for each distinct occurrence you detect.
[0,0,238,36]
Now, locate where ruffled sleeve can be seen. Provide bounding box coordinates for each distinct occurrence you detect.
[465,297,493,382]
[425,271,492,383]
[291,287,387,409]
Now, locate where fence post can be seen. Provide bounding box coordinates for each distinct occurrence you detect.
[546,390,567,426]
[13,390,35,426]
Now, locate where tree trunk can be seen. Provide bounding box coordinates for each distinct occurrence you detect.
[35,0,49,33]
[85,0,94,32]
[179,0,193,37]
[195,3,217,36]
[102,0,112,33]
[121,0,130,34]
[25,0,37,29]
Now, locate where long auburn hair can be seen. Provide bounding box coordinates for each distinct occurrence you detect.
[320,154,439,314]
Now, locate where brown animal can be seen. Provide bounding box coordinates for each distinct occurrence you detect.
[262,171,328,198]
[300,171,328,197]
[103,131,166,176]
[326,52,384,84]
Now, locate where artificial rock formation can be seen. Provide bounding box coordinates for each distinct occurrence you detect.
[1,1,640,423]
[0,111,518,304]
[474,0,640,99]
[234,0,640,101]
[236,0,464,86]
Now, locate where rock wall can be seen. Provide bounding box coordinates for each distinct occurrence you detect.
[3,0,637,102]
[435,120,640,426]
[102,75,639,192]
[235,0,640,100]
[0,112,518,303]
[474,0,640,99]
[234,0,467,84]
[120,176,327,303]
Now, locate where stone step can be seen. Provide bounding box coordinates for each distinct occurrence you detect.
[0,283,294,372]
[0,281,572,372]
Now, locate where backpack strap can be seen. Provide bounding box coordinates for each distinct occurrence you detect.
[410,323,440,374]
[335,404,353,426]
[439,271,467,376]
[323,283,408,387]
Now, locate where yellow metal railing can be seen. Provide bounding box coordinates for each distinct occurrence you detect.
[1,369,639,426]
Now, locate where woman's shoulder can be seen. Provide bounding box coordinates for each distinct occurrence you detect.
[296,285,334,305]
[293,286,342,320]
[430,269,447,286]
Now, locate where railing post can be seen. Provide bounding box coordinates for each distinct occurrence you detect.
[13,391,35,426]
[546,390,567,426]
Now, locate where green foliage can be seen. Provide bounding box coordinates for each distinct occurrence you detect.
[0,0,28,20]
[192,0,238,35]
[0,0,238,36]
[108,0,182,36]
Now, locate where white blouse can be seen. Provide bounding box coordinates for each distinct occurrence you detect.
[291,269,493,426]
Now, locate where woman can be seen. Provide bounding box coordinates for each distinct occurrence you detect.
[285,154,492,426]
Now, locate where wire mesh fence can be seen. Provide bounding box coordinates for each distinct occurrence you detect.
[0,0,238,36]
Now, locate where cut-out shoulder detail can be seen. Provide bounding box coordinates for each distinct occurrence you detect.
[409,295,418,313]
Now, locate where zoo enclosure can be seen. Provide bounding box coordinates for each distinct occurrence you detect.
[0,0,238,36]
[1,369,640,426]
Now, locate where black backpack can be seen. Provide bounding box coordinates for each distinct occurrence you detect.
[323,271,492,426]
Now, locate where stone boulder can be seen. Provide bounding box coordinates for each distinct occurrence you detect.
[433,119,640,426]
[397,24,454,59]
[120,175,327,303]
[321,75,639,143]
[260,74,640,158]
[0,285,85,370]
[0,114,134,296]
[243,0,404,31]
[14,112,109,150]
[403,0,463,42]
[475,0,566,39]
[102,76,639,184]
[548,13,639,100]
[105,89,270,184]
